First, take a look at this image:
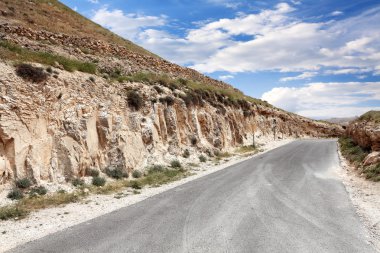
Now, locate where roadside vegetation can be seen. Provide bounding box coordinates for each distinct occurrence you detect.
[0,163,188,221]
[339,136,379,181]
[338,137,369,166]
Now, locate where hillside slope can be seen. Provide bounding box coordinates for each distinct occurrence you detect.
[0,0,343,185]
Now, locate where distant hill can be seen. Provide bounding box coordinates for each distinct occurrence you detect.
[324,117,358,126]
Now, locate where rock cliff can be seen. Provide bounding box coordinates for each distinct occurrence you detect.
[346,111,380,166]
[0,0,343,186]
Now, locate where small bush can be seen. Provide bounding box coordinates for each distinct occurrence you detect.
[183,149,190,158]
[190,136,197,145]
[46,66,53,73]
[153,85,163,94]
[132,170,142,178]
[170,160,182,169]
[127,90,143,111]
[15,178,32,189]
[87,169,99,177]
[129,180,142,189]
[0,206,28,220]
[105,167,124,180]
[92,176,106,187]
[363,163,380,181]
[16,64,48,83]
[148,165,165,174]
[199,155,207,163]
[72,178,85,187]
[29,186,47,196]
[7,188,24,200]
[89,76,95,82]
[165,96,175,106]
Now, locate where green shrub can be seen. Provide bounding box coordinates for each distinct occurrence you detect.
[0,206,28,220]
[105,167,124,180]
[199,155,207,163]
[363,163,380,181]
[170,160,182,169]
[153,85,163,94]
[92,176,106,187]
[190,136,197,145]
[15,178,32,189]
[132,170,142,178]
[182,149,190,158]
[29,186,48,196]
[7,189,24,200]
[87,169,99,177]
[339,137,369,165]
[127,90,143,110]
[164,96,175,106]
[72,178,85,187]
[148,165,165,174]
[16,64,48,83]
[130,180,142,189]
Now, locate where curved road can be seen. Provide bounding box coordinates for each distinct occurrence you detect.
[9,140,376,253]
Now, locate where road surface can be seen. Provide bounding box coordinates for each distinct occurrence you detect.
[8,140,376,253]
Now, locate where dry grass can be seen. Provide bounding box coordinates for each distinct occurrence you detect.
[236,145,258,154]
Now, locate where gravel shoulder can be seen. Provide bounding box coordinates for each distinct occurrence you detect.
[337,145,380,252]
[0,139,294,253]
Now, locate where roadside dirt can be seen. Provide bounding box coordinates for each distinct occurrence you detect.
[337,146,380,252]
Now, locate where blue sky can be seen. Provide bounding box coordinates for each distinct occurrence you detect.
[61,0,380,119]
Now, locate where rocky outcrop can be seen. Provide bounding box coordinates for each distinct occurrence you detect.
[346,111,380,165]
[0,62,343,186]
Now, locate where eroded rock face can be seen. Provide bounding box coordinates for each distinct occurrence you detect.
[0,62,343,186]
[347,120,380,152]
[347,118,380,166]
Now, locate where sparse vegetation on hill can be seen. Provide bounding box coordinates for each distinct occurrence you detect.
[358,111,380,123]
[0,0,155,57]
[0,41,97,74]
[16,63,48,83]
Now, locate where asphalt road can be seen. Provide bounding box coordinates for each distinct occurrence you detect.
[9,140,376,253]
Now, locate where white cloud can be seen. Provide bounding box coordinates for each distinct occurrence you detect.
[331,11,343,16]
[207,0,243,9]
[90,3,380,77]
[280,72,317,82]
[191,5,380,73]
[88,0,99,3]
[92,8,166,40]
[219,75,234,80]
[261,82,380,118]
[324,68,371,75]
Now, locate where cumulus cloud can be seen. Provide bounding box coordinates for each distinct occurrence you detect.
[207,0,243,9]
[92,8,166,40]
[192,5,380,73]
[219,75,234,80]
[331,11,343,16]
[280,72,317,82]
[90,3,380,77]
[261,82,380,118]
